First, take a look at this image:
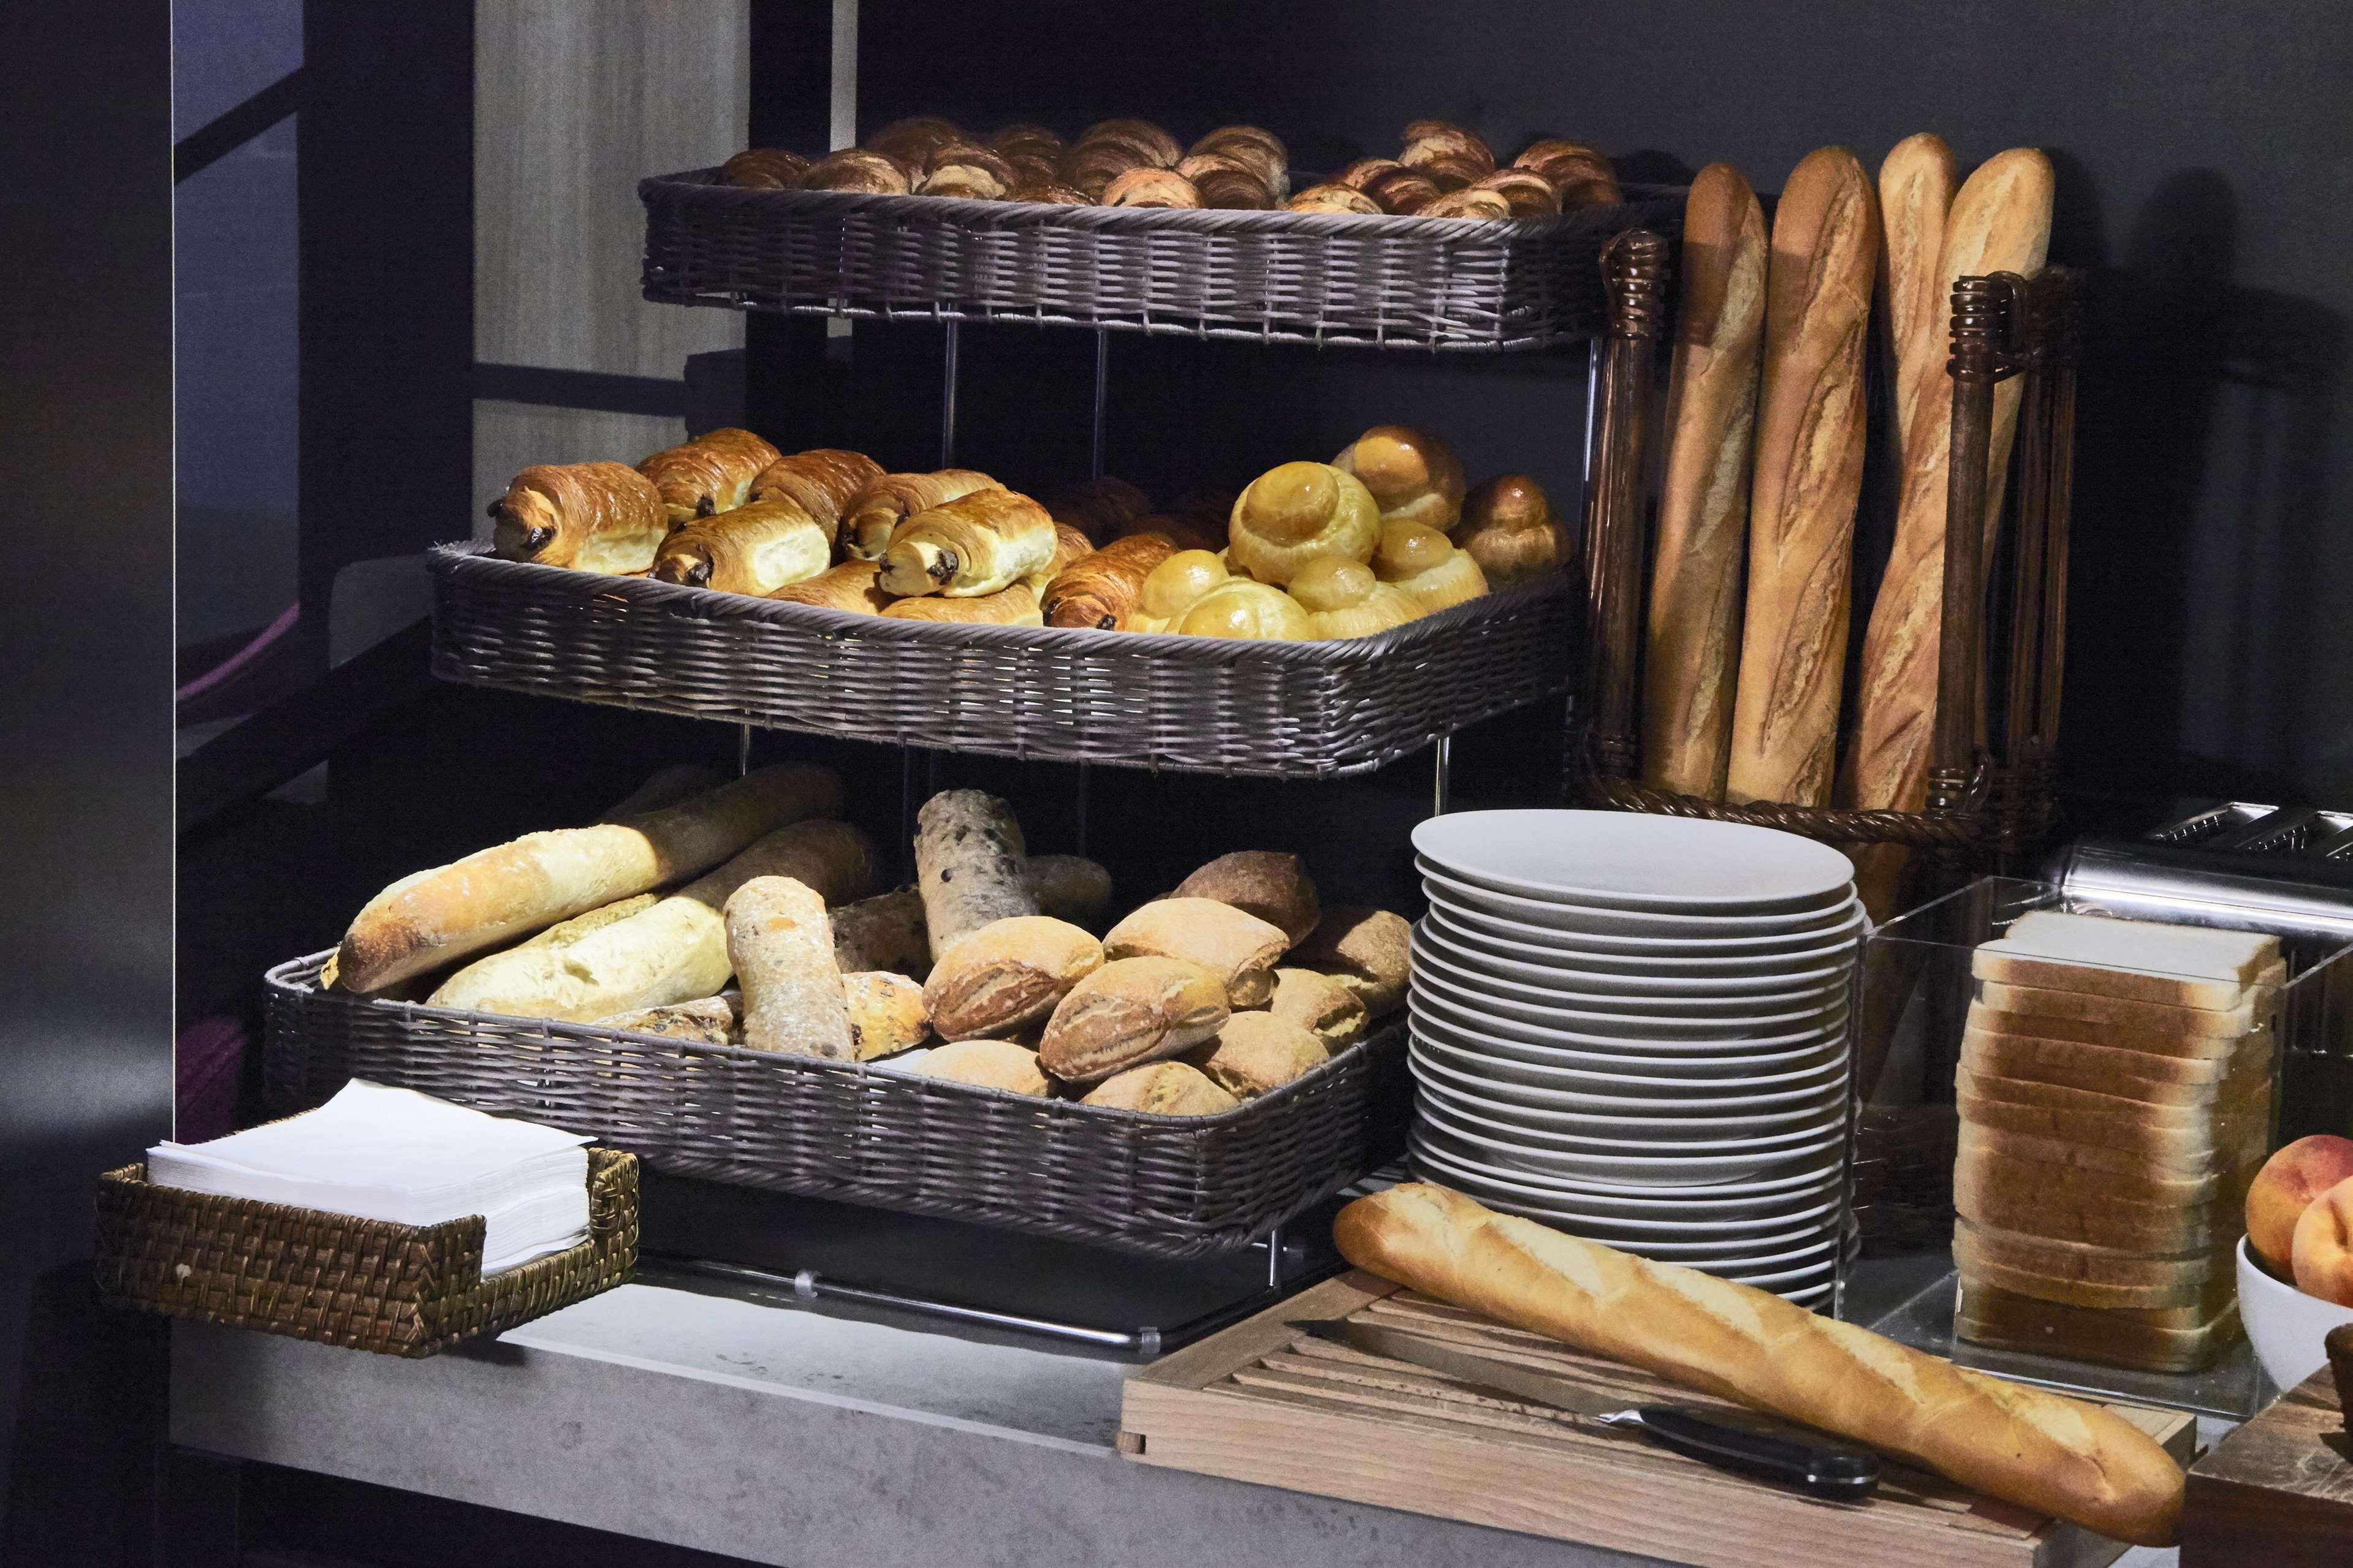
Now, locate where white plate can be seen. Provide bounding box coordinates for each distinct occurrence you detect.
[1424,908,1865,979]
[1417,1087,1844,1152]
[1434,899,1870,958]
[1410,988,1850,1063]
[1412,1022,1848,1094]
[1410,1037,1848,1113]
[1410,1136,1846,1206]
[1423,867,1863,939]
[1414,1118,1847,1187]
[1412,811,1858,912]
[1415,920,1853,996]
[1412,963,1849,1037]
[1412,942,1847,1020]
[1459,1183,1844,1237]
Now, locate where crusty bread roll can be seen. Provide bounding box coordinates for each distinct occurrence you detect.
[1723,148,1880,807]
[597,763,726,822]
[1025,854,1113,930]
[720,150,810,190]
[914,790,1035,960]
[726,876,854,1059]
[636,427,783,526]
[1286,556,1421,639]
[911,1038,1049,1096]
[880,582,1043,625]
[748,448,884,545]
[1454,475,1566,584]
[831,888,930,975]
[1288,904,1410,1017]
[1171,850,1320,945]
[1643,164,1767,800]
[1877,134,1961,461]
[1174,580,1312,640]
[845,970,929,1059]
[1373,521,1488,613]
[1336,1183,2186,1547]
[1228,462,1380,585]
[923,915,1104,1039]
[338,763,842,993]
[880,487,1055,597]
[1079,1061,1239,1116]
[769,559,893,615]
[488,461,669,574]
[652,498,830,596]
[593,993,739,1046]
[1104,897,1287,1007]
[1268,966,1368,1048]
[1036,956,1230,1083]
[1332,425,1467,533]
[1042,532,1177,629]
[841,469,997,561]
[1185,1010,1328,1097]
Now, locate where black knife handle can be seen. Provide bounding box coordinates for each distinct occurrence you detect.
[1626,1404,1880,1502]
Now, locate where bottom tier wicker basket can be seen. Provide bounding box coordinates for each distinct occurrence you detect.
[94,1148,637,1357]
[263,953,1409,1261]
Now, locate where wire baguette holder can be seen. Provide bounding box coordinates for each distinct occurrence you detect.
[261,952,1410,1262]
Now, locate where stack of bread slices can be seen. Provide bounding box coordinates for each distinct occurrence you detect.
[1951,909,2283,1372]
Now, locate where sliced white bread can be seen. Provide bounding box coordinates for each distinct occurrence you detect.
[1960,1024,2265,1097]
[1972,912,2280,1010]
[1969,973,2281,1051]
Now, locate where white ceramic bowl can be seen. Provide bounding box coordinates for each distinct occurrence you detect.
[1433,898,1870,957]
[1411,961,1849,1036]
[1410,811,1857,912]
[2238,1236,2353,1391]
[1414,920,1854,997]
[1423,869,1863,939]
[1424,908,1865,977]
[1410,991,1849,1064]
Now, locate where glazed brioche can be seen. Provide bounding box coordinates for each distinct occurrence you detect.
[1332,425,1466,533]
[1374,521,1488,612]
[1036,956,1230,1082]
[488,461,669,574]
[1286,556,1421,639]
[1335,1183,2185,1547]
[636,427,782,525]
[1175,580,1313,640]
[652,498,829,595]
[880,487,1056,597]
[1227,462,1380,585]
[1454,475,1566,584]
[841,469,997,561]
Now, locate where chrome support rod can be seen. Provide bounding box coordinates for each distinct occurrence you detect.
[737,723,753,778]
[1433,735,1453,816]
[1090,328,1110,479]
[940,320,960,467]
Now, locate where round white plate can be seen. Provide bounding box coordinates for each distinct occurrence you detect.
[1424,873,1863,942]
[1411,811,1857,912]
[1411,1168,1847,1235]
[1410,1036,1848,1113]
[1415,920,1853,996]
[1412,1020,1848,1091]
[1433,898,1869,958]
[1456,1183,1844,1237]
[1412,963,1849,1037]
[1424,908,1864,979]
[1409,988,1850,1062]
[1417,1087,1843,1153]
[1414,1118,1847,1187]
[1410,1137,1846,1206]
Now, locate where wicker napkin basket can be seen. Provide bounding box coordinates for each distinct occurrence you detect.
[93,1147,638,1357]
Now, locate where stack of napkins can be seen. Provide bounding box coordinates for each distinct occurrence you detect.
[150,1081,593,1276]
[1950,909,2281,1373]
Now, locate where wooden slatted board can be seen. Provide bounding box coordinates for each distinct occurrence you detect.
[1120,1271,2194,1568]
[2179,1365,2352,1566]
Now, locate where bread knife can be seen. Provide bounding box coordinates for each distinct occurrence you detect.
[1290,1319,1880,1502]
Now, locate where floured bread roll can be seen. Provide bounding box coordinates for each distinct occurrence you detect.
[1334,425,1466,532]
[1374,520,1489,612]
[1226,461,1380,586]
[1187,1011,1328,1098]
[1104,897,1288,1007]
[1081,1061,1239,1116]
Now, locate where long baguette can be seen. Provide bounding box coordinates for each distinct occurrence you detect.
[336,763,843,993]
[1641,164,1767,799]
[1334,1184,2183,1546]
[1723,148,1880,806]
[1877,134,1959,461]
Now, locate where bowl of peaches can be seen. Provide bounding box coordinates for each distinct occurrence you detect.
[2241,1134,2353,1390]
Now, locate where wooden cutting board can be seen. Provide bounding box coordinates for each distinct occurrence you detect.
[1120,1271,2194,1568]
[2179,1364,2352,1566]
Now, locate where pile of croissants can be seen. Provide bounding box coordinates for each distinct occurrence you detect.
[485,423,1568,641]
[719,114,1622,221]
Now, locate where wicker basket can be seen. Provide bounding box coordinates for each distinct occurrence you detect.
[641,170,1682,350]
[94,1148,637,1357]
[429,542,1576,778]
[262,953,1409,1260]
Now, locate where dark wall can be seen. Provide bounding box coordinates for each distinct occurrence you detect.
[826,0,2353,809]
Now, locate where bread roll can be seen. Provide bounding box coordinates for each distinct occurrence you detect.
[830,888,929,975]
[925,915,1104,1039]
[845,970,929,1059]
[1454,475,1566,584]
[651,498,830,595]
[1041,532,1177,629]
[748,448,884,545]
[1877,134,1961,461]
[1285,183,1383,216]
[726,876,854,1059]
[880,487,1055,597]
[911,1038,1049,1096]
[1332,425,1465,533]
[1171,850,1320,944]
[880,583,1043,625]
[1288,904,1409,1016]
[338,763,842,993]
[801,150,910,194]
[720,150,810,190]
[1186,1010,1328,1097]
[841,469,998,561]
[1174,580,1312,640]
[593,993,739,1046]
[1643,164,1768,800]
[597,763,726,821]
[1037,956,1230,1083]
[1079,1061,1239,1116]
[1723,148,1880,806]
[913,790,1035,959]
[636,427,784,525]
[1024,854,1113,930]
[1286,556,1421,638]
[1228,462,1380,585]
[1336,1183,2186,1547]
[488,461,669,574]
[1103,168,1203,209]
[1374,521,1489,612]
[1104,897,1287,1007]
[1269,966,1368,1048]
[769,559,894,615]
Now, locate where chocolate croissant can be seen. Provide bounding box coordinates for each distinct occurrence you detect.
[721,149,812,189]
[1046,476,1152,542]
[1042,532,1177,629]
[488,461,669,574]
[770,559,893,615]
[650,498,830,595]
[749,449,884,545]
[841,469,998,560]
[637,426,783,526]
[879,487,1057,597]
[881,582,1043,625]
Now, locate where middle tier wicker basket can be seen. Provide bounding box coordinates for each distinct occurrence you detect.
[264,952,1410,1260]
[429,542,1576,778]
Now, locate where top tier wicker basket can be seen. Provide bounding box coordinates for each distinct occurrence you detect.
[640,170,1683,350]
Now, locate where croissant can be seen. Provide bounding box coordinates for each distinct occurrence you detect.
[881,582,1043,626]
[650,499,830,595]
[1334,158,1403,191]
[1287,555,1423,640]
[1176,580,1312,640]
[1174,154,1272,210]
[1401,120,1496,178]
[1374,520,1489,612]
[1228,462,1382,585]
[488,461,669,574]
[1079,118,1182,167]
[1422,187,1513,220]
[750,449,884,545]
[1042,532,1177,629]
[1188,126,1288,199]
[1333,425,1466,532]
[801,150,911,194]
[637,427,784,526]
[1515,139,1622,208]
[1104,168,1202,209]
[1047,475,1152,541]
[1457,474,1567,582]
[1012,181,1092,205]
[869,116,964,164]
[769,559,893,615]
[1471,169,1562,217]
[918,142,1015,200]
[879,487,1057,597]
[841,469,997,560]
[990,123,1064,159]
[1285,184,1382,216]
[721,149,811,189]
[1061,141,1151,197]
[1362,167,1442,215]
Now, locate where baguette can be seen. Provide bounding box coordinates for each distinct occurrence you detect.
[726,876,854,1059]
[913,790,1036,960]
[1876,135,1960,460]
[1642,164,1766,800]
[336,763,842,993]
[1335,1183,2183,1545]
[597,763,726,821]
[1724,149,1880,806]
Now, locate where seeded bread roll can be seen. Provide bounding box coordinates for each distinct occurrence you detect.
[1036,957,1230,1083]
[914,790,1036,961]
[924,916,1104,1040]
[912,1038,1050,1097]
[591,993,739,1046]
[1185,1011,1329,1098]
[1025,854,1114,930]
[1287,905,1410,1017]
[726,876,854,1060]
[1103,897,1288,1007]
[845,970,929,1059]
[831,889,930,975]
[1268,967,1369,1048]
[1170,851,1320,944]
[1080,1061,1239,1116]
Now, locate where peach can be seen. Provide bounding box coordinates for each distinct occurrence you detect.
[2291,1174,2353,1308]
[2247,1135,2353,1276]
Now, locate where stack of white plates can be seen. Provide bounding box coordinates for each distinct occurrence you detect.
[1406,810,1865,1308]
